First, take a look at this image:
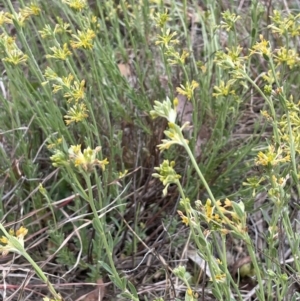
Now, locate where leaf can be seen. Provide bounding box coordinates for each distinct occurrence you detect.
[98,261,113,274]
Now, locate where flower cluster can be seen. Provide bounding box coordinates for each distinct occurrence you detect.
[214,45,246,73]
[150,97,190,151]
[62,0,87,11]
[0,3,41,27]
[152,160,181,196]
[274,46,300,69]
[269,10,300,37]
[44,68,86,102]
[46,43,72,60]
[166,48,189,65]
[154,10,198,100]
[70,29,96,50]
[47,138,63,150]
[249,34,272,59]
[220,10,241,32]
[197,198,247,236]
[212,80,236,98]
[51,144,109,173]
[177,210,189,226]
[0,33,28,65]
[155,28,179,48]
[43,67,88,125]
[39,18,71,39]
[41,7,99,126]
[176,81,199,101]
[0,226,28,256]
[150,97,177,123]
[153,9,169,28]
[277,97,300,155]
[255,144,290,167]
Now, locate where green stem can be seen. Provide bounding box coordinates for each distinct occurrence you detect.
[0,224,60,300]
[243,73,280,143]
[245,236,266,301]
[83,174,120,278]
[181,140,217,204]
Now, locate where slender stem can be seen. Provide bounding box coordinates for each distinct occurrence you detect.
[181,140,217,204]
[243,73,280,143]
[245,236,266,301]
[0,224,60,300]
[83,174,120,278]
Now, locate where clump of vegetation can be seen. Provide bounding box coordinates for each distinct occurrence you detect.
[1,0,300,300]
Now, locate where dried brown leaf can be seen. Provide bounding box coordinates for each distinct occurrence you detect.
[82,279,106,301]
[118,63,131,78]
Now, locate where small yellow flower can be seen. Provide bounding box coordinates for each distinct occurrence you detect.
[16,226,28,239]
[11,13,27,27]
[64,79,86,102]
[46,73,86,102]
[155,28,179,48]
[255,144,290,166]
[269,10,300,37]
[249,35,272,59]
[0,226,28,256]
[2,49,28,65]
[274,46,300,69]
[0,11,13,26]
[46,43,72,60]
[212,273,226,283]
[0,35,14,52]
[214,45,245,70]
[212,80,235,97]
[62,74,74,89]
[62,0,87,11]
[224,198,232,207]
[213,213,222,223]
[166,48,189,65]
[154,10,169,28]
[220,10,241,31]
[38,183,47,195]
[39,24,54,39]
[176,80,199,100]
[50,149,68,167]
[47,138,62,150]
[39,22,71,39]
[64,103,89,125]
[70,29,96,50]
[243,176,264,197]
[68,145,109,172]
[157,122,190,151]
[54,20,72,34]
[177,210,189,226]
[0,236,8,244]
[69,144,85,166]
[220,228,230,235]
[20,3,41,19]
[187,287,193,296]
[150,98,177,123]
[152,160,181,196]
[52,84,63,94]
[204,199,213,223]
[215,202,228,216]
[119,169,128,178]
[196,60,207,73]
[44,67,58,81]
